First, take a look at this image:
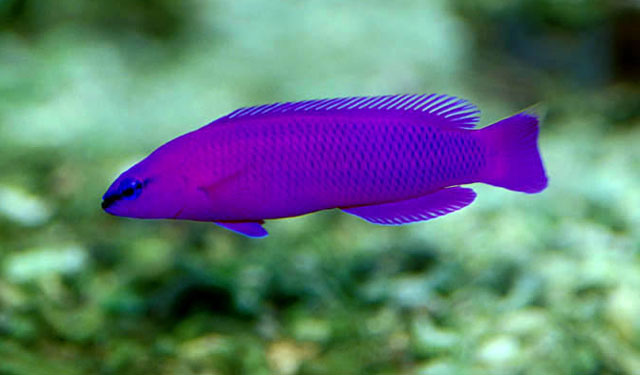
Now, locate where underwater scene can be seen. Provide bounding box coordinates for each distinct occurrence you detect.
[1,1,638,374]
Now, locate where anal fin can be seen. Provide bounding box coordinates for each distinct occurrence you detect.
[215,221,268,238]
[341,187,476,225]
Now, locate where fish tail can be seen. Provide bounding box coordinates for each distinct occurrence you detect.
[477,112,548,193]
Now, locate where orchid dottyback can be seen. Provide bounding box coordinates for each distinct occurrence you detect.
[102,93,548,237]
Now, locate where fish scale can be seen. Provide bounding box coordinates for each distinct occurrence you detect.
[211,117,473,214]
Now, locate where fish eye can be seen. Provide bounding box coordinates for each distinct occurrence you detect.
[118,178,143,200]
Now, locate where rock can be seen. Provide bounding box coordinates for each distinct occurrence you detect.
[477,335,520,366]
[3,245,87,283]
[0,186,51,226]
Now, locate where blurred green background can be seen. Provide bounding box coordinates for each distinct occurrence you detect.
[1,0,638,374]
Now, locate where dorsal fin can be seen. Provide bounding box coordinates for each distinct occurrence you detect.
[224,94,481,129]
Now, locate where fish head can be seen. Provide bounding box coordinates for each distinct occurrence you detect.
[101,154,191,220]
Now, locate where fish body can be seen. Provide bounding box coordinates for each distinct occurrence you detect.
[102,94,548,237]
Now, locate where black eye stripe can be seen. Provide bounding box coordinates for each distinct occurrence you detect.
[117,178,144,200]
[122,187,135,196]
[102,178,148,209]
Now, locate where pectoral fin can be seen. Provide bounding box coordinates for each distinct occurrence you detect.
[215,221,268,238]
[341,187,476,225]
[198,168,246,198]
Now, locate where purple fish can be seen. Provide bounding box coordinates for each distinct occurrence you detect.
[102,94,547,237]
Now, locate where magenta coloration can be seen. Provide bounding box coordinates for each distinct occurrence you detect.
[102,94,548,237]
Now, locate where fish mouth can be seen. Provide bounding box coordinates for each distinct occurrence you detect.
[101,193,120,210]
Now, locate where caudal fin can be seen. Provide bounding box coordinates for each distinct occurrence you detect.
[478,112,548,193]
